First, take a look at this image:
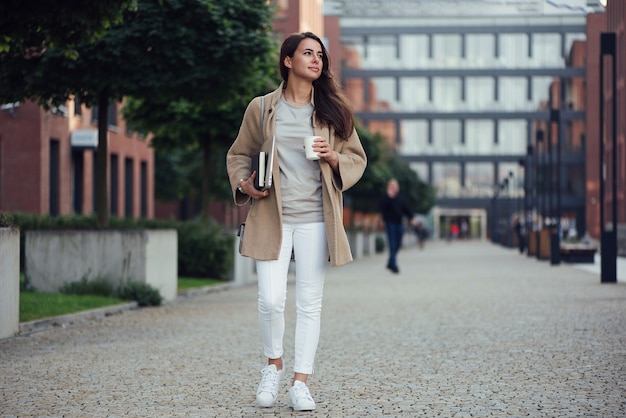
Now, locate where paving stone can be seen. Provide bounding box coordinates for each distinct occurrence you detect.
[1,241,625,417]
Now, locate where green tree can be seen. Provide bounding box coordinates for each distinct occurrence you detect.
[123,29,279,219]
[0,1,133,58]
[346,123,435,215]
[0,0,276,226]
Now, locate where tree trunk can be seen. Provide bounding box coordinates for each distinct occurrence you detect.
[96,91,109,228]
[200,134,212,220]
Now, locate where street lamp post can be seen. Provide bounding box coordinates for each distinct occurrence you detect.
[526,143,535,257]
[550,108,561,265]
[599,32,617,283]
[535,130,544,260]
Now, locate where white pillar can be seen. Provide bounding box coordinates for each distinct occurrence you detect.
[0,228,20,339]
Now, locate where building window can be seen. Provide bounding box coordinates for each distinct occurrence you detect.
[140,161,148,218]
[399,120,430,154]
[400,77,429,111]
[433,120,462,154]
[433,77,462,111]
[433,162,461,198]
[499,77,529,110]
[466,120,495,153]
[500,34,529,68]
[91,102,118,127]
[497,120,527,154]
[110,154,119,216]
[531,76,554,104]
[433,34,462,67]
[371,77,398,109]
[531,33,562,67]
[364,35,397,68]
[92,151,98,212]
[466,77,495,110]
[124,158,134,218]
[72,150,84,214]
[49,139,60,216]
[465,163,494,198]
[74,96,82,116]
[108,102,117,127]
[466,34,496,68]
[399,34,430,68]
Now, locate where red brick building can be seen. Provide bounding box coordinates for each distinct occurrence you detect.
[0,99,154,218]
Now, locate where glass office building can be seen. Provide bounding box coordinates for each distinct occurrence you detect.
[338,0,603,239]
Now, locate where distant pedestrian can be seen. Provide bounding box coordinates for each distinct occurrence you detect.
[379,179,415,273]
[513,217,526,253]
[460,220,469,239]
[414,220,428,250]
[448,222,459,242]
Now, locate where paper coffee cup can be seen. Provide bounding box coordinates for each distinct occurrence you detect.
[304,136,321,160]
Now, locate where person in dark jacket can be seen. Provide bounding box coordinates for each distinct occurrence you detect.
[379,179,415,274]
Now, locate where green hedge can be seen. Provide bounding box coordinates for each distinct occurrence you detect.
[3,213,234,281]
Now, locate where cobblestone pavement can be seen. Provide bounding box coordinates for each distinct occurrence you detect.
[2,241,625,417]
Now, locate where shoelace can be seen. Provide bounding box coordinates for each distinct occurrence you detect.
[259,368,279,392]
[292,383,313,401]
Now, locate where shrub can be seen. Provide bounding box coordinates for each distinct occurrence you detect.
[117,281,163,307]
[177,219,234,279]
[60,276,163,307]
[0,212,14,227]
[375,234,386,253]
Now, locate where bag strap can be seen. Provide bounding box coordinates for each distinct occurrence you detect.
[260,96,265,132]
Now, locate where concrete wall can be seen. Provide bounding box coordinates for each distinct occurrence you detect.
[0,228,20,339]
[144,230,178,301]
[25,230,177,301]
[618,224,626,256]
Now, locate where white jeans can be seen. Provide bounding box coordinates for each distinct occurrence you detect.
[256,222,328,375]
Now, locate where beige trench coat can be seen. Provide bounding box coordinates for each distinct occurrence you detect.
[226,85,367,267]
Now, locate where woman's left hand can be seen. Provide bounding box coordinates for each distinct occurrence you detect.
[313,137,339,171]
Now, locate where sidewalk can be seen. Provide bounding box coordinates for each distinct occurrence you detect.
[570,252,626,283]
[1,240,625,417]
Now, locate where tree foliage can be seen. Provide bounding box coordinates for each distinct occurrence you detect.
[0,0,134,58]
[0,0,277,225]
[122,1,279,217]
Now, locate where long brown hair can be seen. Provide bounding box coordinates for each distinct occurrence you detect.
[279,32,355,141]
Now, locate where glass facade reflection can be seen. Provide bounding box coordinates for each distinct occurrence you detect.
[339,0,590,231]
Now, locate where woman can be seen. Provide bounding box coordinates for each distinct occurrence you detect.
[227,32,366,411]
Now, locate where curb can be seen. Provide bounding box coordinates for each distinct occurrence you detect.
[16,282,241,337]
[19,301,139,337]
[175,282,235,300]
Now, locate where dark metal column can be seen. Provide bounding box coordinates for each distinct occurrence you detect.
[599,32,617,283]
[550,109,561,265]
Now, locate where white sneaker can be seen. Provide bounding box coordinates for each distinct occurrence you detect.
[288,380,316,411]
[256,364,284,407]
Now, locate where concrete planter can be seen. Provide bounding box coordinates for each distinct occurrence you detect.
[348,231,365,259]
[363,232,376,256]
[0,228,20,339]
[618,224,626,257]
[25,230,178,302]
